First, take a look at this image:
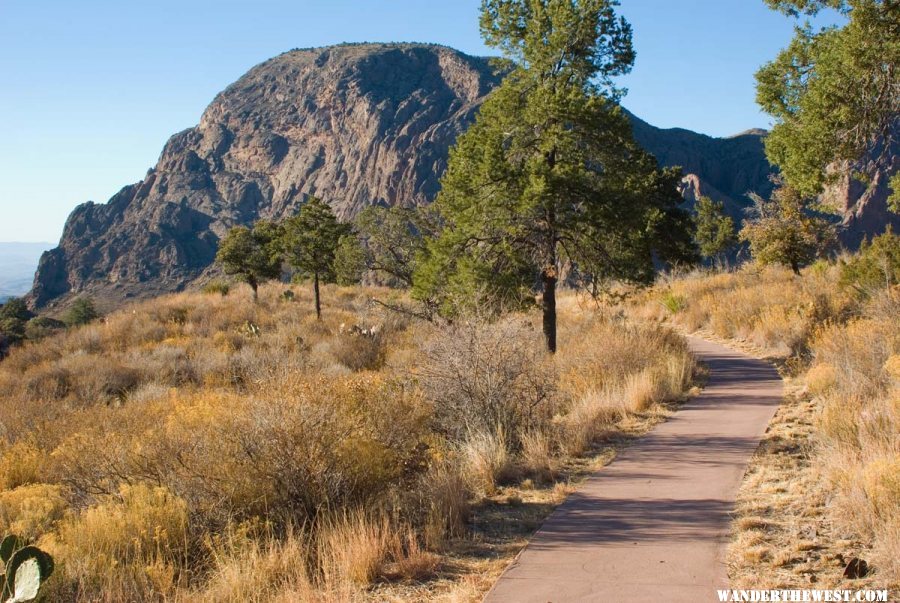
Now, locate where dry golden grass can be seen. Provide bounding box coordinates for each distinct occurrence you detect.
[643,260,899,589]
[0,283,697,601]
[633,263,854,359]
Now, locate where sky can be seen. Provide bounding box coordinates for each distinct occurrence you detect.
[0,0,838,243]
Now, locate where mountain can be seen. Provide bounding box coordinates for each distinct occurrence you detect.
[28,43,892,309]
[31,44,502,308]
[627,112,776,218]
[0,242,53,302]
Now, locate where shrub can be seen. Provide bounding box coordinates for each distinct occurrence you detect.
[45,483,189,601]
[200,280,230,296]
[460,429,515,496]
[0,483,66,540]
[661,291,687,314]
[421,316,558,446]
[317,510,392,588]
[413,461,470,549]
[332,331,385,372]
[0,441,45,490]
[198,527,315,602]
[24,316,66,341]
[840,230,900,295]
[64,297,100,327]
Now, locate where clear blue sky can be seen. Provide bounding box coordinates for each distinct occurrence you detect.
[0,0,837,243]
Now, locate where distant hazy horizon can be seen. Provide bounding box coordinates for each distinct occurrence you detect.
[0,242,53,300]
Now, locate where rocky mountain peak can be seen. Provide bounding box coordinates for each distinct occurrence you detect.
[28,43,895,310]
[30,44,502,308]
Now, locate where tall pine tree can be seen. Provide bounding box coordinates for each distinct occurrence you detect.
[414,0,696,352]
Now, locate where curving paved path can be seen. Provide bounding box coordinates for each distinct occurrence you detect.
[484,336,783,603]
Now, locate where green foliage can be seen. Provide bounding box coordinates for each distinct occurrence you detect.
[889,172,900,214]
[415,0,696,351]
[201,280,230,297]
[756,0,899,197]
[23,317,66,341]
[661,291,687,314]
[355,206,437,287]
[281,198,348,281]
[64,297,100,327]
[215,220,283,301]
[333,234,367,286]
[763,0,848,16]
[0,320,25,350]
[839,229,900,293]
[740,186,836,273]
[0,299,33,346]
[0,300,32,324]
[281,197,350,318]
[0,535,53,603]
[693,196,737,260]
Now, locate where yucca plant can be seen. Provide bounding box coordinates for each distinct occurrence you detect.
[0,535,53,602]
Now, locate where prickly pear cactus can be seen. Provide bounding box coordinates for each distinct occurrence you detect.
[0,535,54,602]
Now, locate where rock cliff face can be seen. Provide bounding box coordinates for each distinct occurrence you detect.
[31,44,501,308]
[627,112,776,218]
[29,43,894,309]
[820,135,900,248]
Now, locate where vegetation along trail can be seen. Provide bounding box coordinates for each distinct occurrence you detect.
[485,336,783,602]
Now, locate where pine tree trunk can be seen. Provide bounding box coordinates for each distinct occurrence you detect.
[249,276,258,303]
[542,272,557,354]
[314,272,322,320]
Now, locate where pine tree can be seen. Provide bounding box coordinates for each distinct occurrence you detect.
[414,0,696,353]
[282,197,349,319]
[694,196,737,262]
[215,220,283,302]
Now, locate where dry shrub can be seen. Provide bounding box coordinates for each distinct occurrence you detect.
[519,429,555,483]
[421,315,558,446]
[414,461,470,549]
[554,310,694,454]
[58,354,142,405]
[633,264,854,359]
[198,527,316,603]
[333,332,386,372]
[317,509,392,588]
[50,375,429,533]
[383,528,440,582]
[812,300,900,583]
[0,440,45,489]
[460,429,516,496]
[805,362,837,395]
[0,483,66,540]
[559,387,626,456]
[23,363,71,400]
[623,369,661,412]
[0,282,705,600]
[44,483,189,602]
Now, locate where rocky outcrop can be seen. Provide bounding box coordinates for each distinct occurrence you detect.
[29,43,895,309]
[31,43,502,308]
[627,111,777,218]
[820,134,900,248]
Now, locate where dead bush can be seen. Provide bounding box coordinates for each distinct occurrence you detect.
[421,316,558,446]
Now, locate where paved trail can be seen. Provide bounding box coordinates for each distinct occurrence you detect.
[484,336,783,603]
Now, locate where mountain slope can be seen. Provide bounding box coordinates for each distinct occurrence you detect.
[31,42,890,309]
[31,44,502,308]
